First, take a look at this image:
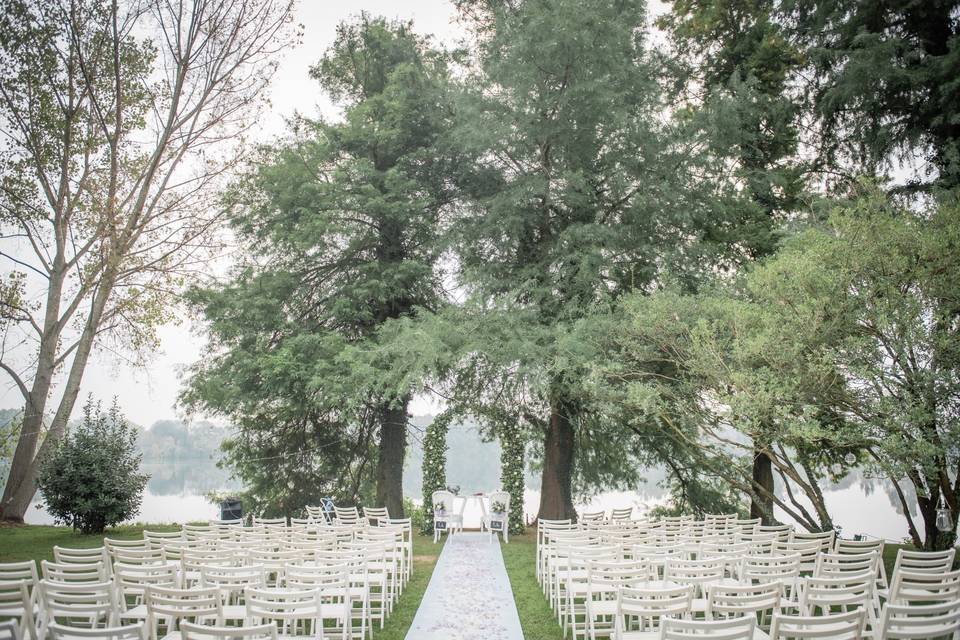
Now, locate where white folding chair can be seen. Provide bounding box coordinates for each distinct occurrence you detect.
[0,562,38,640]
[878,598,960,639]
[885,569,960,606]
[199,564,267,623]
[769,609,864,639]
[38,580,118,637]
[614,584,693,639]
[878,549,956,601]
[144,586,223,639]
[245,586,342,639]
[114,564,180,623]
[40,561,109,585]
[659,616,755,639]
[706,581,780,637]
[798,572,877,634]
[611,508,634,521]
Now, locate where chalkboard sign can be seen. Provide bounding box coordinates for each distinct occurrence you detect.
[491,520,503,531]
[435,521,447,530]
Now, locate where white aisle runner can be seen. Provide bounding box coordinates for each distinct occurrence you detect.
[405,532,524,640]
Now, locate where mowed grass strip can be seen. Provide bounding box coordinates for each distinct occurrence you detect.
[500,530,564,640]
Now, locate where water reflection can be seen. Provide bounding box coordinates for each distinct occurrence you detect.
[25,447,917,542]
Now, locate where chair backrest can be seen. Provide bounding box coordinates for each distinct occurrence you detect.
[706,581,781,619]
[757,524,793,542]
[770,609,864,639]
[363,506,389,523]
[887,568,960,605]
[618,584,694,630]
[798,572,875,616]
[814,551,880,579]
[283,563,349,593]
[114,563,180,599]
[878,599,960,639]
[48,622,147,639]
[580,510,605,521]
[244,587,322,623]
[200,564,267,596]
[111,548,166,566]
[741,553,801,584]
[104,538,148,555]
[589,559,650,587]
[892,548,956,575]
[143,530,183,547]
[660,616,756,639]
[834,537,884,556]
[180,621,278,639]
[333,506,360,524]
[252,517,287,528]
[41,560,109,584]
[664,557,726,588]
[53,546,110,569]
[791,530,835,552]
[0,561,38,583]
[611,507,633,521]
[39,579,118,628]
[145,585,223,630]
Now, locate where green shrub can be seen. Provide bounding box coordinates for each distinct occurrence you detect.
[402,497,426,532]
[36,397,149,534]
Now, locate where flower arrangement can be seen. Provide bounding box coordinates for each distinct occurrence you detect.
[491,500,507,515]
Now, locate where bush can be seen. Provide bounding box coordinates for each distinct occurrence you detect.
[403,497,425,532]
[37,397,149,534]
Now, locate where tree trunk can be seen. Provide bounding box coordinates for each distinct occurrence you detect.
[750,445,775,524]
[0,277,114,522]
[537,398,576,521]
[375,397,409,519]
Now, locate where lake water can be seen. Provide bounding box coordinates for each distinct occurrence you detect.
[25,461,915,543]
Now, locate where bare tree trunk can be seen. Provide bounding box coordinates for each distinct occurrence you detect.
[1,278,114,521]
[537,397,576,521]
[750,444,775,524]
[375,397,409,519]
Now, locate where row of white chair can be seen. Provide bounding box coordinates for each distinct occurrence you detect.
[1,518,413,640]
[536,516,960,639]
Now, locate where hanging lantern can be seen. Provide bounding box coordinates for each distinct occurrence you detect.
[936,496,953,532]
[844,452,857,465]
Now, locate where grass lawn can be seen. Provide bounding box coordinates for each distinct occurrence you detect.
[501,530,563,640]
[0,524,445,640]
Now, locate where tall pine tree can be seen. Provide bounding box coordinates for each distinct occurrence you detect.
[184,15,457,516]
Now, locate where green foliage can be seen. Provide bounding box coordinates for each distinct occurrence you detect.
[602,186,960,547]
[184,14,458,515]
[420,412,451,534]
[787,0,960,190]
[402,497,426,533]
[499,424,526,535]
[36,398,149,534]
